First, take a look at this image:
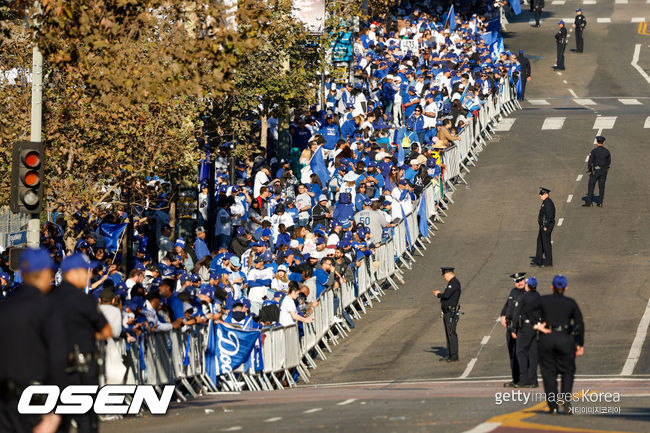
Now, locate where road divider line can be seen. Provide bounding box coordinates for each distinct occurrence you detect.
[567,194,573,203]
[597,18,611,23]
[460,358,478,379]
[557,218,564,227]
[568,88,577,97]
[221,427,242,432]
[481,336,491,345]
[303,408,323,414]
[632,44,650,85]
[621,298,650,375]
[461,422,501,433]
[337,399,357,406]
[644,116,650,128]
[631,17,646,23]
[576,174,583,181]
[265,417,282,422]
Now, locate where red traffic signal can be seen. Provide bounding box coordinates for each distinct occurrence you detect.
[10,141,44,214]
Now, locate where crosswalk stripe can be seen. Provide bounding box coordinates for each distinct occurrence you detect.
[597,18,611,23]
[618,98,642,105]
[574,98,596,105]
[583,0,596,4]
[541,117,566,130]
[552,0,565,4]
[593,116,617,129]
[644,116,650,128]
[492,118,516,132]
[615,0,628,3]
[527,99,550,105]
[631,17,646,23]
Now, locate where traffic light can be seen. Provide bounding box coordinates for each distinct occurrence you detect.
[10,141,44,214]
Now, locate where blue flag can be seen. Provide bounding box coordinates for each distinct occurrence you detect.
[100,223,127,253]
[418,196,428,238]
[209,322,262,376]
[482,30,498,47]
[515,75,523,100]
[486,15,500,32]
[397,131,405,166]
[310,146,330,186]
[459,83,469,104]
[509,0,522,15]
[205,321,219,385]
[447,5,456,30]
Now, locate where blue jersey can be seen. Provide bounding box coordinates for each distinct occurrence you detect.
[318,124,340,150]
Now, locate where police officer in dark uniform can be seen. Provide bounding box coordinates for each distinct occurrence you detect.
[532,187,555,267]
[554,21,568,70]
[0,248,67,433]
[583,135,611,207]
[574,9,587,53]
[534,275,584,414]
[512,277,542,388]
[517,50,532,99]
[531,0,545,28]
[500,272,527,387]
[51,253,112,433]
[432,267,461,362]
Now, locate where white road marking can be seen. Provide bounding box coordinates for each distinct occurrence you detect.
[528,99,550,105]
[597,18,612,23]
[618,98,642,105]
[460,358,478,379]
[221,427,243,432]
[562,18,574,23]
[480,336,491,345]
[303,408,323,414]
[563,80,568,84]
[462,422,502,433]
[577,174,583,181]
[583,0,596,4]
[557,218,564,227]
[541,117,566,130]
[593,127,603,144]
[265,417,282,423]
[337,399,357,406]
[585,155,590,162]
[492,118,516,131]
[615,0,628,3]
[574,98,596,105]
[621,298,650,375]
[568,88,578,97]
[644,116,650,128]
[567,194,573,203]
[632,44,650,85]
[593,116,617,129]
[556,71,563,76]
[631,17,646,23]
[552,0,565,4]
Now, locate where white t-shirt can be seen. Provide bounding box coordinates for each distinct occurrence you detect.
[253,171,270,198]
[99,304,123,339]
[279,295,297,326]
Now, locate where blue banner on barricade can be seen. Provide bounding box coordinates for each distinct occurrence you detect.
[206,322,262,378]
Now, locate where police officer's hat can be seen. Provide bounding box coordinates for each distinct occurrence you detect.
[595,135,606,143]
[539,187,551,195]
[510,272,526,282]
[440,267,455,275]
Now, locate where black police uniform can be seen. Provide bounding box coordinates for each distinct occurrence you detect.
[501,284,525,385]
[534,194,555,266]
[574,14,587,53]
[0,285,68,433]
[517,54,531,99]
[51,280,108,433]
[531,0,545,27]
[584,145,611,206]
[555,26,568,70]
[512,289,542,386]
[436,276,461,361]
[537,292,584,412]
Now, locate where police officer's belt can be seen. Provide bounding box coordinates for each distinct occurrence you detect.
[523,319,533,325]
[594,166,607,170]
[443,305,459,313]
[0,379,32,402]
[550,324,570,332]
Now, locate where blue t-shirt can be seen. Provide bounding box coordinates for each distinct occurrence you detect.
[313,268,330,299]
[167,293,185,321]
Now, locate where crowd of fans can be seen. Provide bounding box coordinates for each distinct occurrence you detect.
[0,3,522,347]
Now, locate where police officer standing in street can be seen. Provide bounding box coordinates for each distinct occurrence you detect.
[0,248,67,433]
[583,136,611,207]
[500,272,527,387]
[532,187,555,267]
[512,277,542,388]
[52,253,113,433]
[534,275,584,414]
[554,21,568,70]
[433,267,461,362]
[517,50,532,99]
[574,9,587,53]
[531,0,545,28]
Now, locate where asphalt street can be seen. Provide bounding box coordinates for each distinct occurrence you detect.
[102,1,650,432]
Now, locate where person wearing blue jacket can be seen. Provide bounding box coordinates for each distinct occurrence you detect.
[318,114,340,150]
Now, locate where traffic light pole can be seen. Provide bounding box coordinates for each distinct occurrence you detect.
[27,43,43,248]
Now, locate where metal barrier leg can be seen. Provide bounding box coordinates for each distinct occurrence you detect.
[303,352,318,369]
[373,282,386,297]
[226,372,242,391]
[174,387,187,402]
[313,344,327,360]
[202,373,219,393]
[284,370,296,388]
[297,363,311,383]
[387,276,400,291]
[271,372,284,389]
[181,378,199,398]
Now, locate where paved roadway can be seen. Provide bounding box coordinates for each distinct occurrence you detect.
[102,1,650,432]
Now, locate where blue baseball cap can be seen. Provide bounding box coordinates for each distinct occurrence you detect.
[240,298,251,309]
[60,253,92,273]
[261,228,273,237]
[552,275,567,289]
[315,237,325,245]
[526,277,538,288]
[0,272,11,281]
[273,291,284,298]
[558,20,565,25]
